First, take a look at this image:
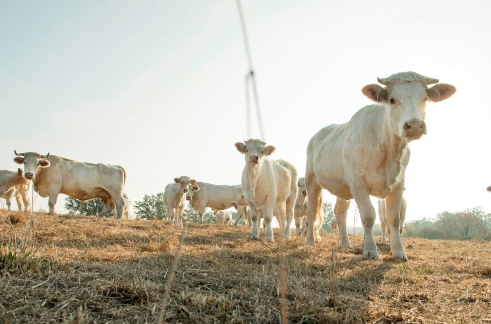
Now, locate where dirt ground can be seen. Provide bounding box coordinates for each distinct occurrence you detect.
[1,211,490,323]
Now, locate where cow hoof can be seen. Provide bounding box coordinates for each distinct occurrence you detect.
[305,238,316,247]
[250,235,259,240]
[315,236,322,243]
[392,250,408,261]
[363,250,380,260]
[339,241,351,249]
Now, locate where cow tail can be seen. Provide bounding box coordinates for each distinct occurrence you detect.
[120,167,127,185]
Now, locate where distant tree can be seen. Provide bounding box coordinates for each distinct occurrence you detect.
[320,202,335,232]
[134,193,166,220]
[64,194,129,217]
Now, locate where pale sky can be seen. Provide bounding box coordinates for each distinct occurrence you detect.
[1,0,490,226]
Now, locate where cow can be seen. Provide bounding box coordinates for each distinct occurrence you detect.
[378,197,407,244]
[13,151,127,218]
[185,182,244,223]
[3,183,31,212]
[235,139,298,241]
[330,217,337,233]
[305,72,456,260]
[0,169,31,211]
[487,186,491,192]
[163,176,198,225]
[234,195,251,226]
[294,177,323,241]
[215,210,232,225]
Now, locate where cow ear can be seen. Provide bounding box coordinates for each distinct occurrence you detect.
[265,145,275,156]
[39,159,50,168]
[14,157,24,164]
[427,83,456,102]
[235,142,246,154]
[190,179,197,186]
[362,84,387,102]
[174,177,179,183]
[193,185,200,191]
[18,168,24,176]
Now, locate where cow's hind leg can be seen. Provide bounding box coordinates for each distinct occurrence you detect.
[334,198,351,248]
[285,193,296,239]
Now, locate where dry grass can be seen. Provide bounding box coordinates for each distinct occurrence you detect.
[0,210,490,323]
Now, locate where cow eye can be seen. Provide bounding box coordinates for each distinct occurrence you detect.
[389,98,395,104]
[260,151,263,154]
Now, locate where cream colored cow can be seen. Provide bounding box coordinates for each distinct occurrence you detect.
[163,176,198,225]
[215,210,232,225]
[235,139,298,241]
[305,72,456,260]
[1,169,31,211]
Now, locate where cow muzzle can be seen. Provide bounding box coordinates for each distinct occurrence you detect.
[25,172,34,180]
[403,119,426,140]
[186,196,191,200]
[249,155,259,164]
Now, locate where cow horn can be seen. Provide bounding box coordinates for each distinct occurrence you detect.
[14,150,25,156]
[41,153,50,158]
[377,77,389,85]
[425,77,439,85]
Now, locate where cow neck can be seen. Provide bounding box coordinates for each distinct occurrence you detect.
[383,134,408,194]
[244,161,263,202]
[173,187,186,207]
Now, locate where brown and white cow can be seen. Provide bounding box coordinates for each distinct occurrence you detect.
[13,151,126,218]
[1,169,31,211]
[235,139,298,241]
[305,72,455,260]
[163,176,198,225]
[186,182,244,223]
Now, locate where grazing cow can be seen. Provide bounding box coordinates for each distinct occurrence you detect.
[215,210,232,225]
[3,183,31,212]
[305,72,455,260]
[0,169,31,211]
[378,197,407,244]
[14,151,127,218]
[235,139,298,241]
[186,182,244,223]
[234,195,251,226]
[330,217,338,233]
[163,176,198,225]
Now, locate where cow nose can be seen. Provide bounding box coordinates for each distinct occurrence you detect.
[183,188,188,193]
[403,119,425,139]
[186,196,191,200]
[25,173,33,179]
[250,155,259,163]
[301,190,307,196]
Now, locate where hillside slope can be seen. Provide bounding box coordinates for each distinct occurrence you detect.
[1,211,490,323]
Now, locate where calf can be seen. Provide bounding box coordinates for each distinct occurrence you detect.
[0,169,30,211]
[235,139,297,241]
[215,210,232,225]
[163,176,198,225]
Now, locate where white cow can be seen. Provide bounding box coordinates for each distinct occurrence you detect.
[378,197,407,244]
[234,195,251,226]
[235,139,298,241]
[3,183,31,212]
[14,151,127,218]
[0,169,31,211]
[186,182,244,223]
[305,72,455,260]
[294,177,323,241]
[215,210,232,225]
[163,176,198,225]
[330,217,338,233]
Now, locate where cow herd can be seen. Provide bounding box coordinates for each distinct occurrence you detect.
[1,71,458,261]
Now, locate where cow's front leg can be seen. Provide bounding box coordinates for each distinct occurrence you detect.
[385,186,407,261]
[48,186,61,215]
[113,195,124,219]
[250,207,260,240]
[198,207,206,224]
[263,205,275,242]
[334,197,351,248]
[351,185,378,259]
[305,174,322,246]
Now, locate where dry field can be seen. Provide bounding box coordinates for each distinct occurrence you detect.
[0,210,490,324]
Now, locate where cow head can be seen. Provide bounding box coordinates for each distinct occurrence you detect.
[13,151,50,180]
[362,72,456,142]
[173,176,198,196]
[235,139,275,166]
[297,177,307,197]
[185,184,200,201]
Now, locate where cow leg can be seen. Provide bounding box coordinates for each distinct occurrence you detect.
[15,194,23,212]
[315,207,324,243]
[385,189,407,260]
[285,191,296,239]
[380,217,387,244]
[294,215,302,235]
[168,208,175,225]
[334,198,351,248]
[305,176,322,246]
[21,192,30,212]
[99,198,115,217]
[5,197,12,211]
[351,186,378,259]
[263,204,275,242]
[250,207,260,240]
[399,199,407,242]
[5,189,14,211]
[113,195,124,219]
[301,217,308,236]
[48,187,61,214]
[198,207,206,224]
